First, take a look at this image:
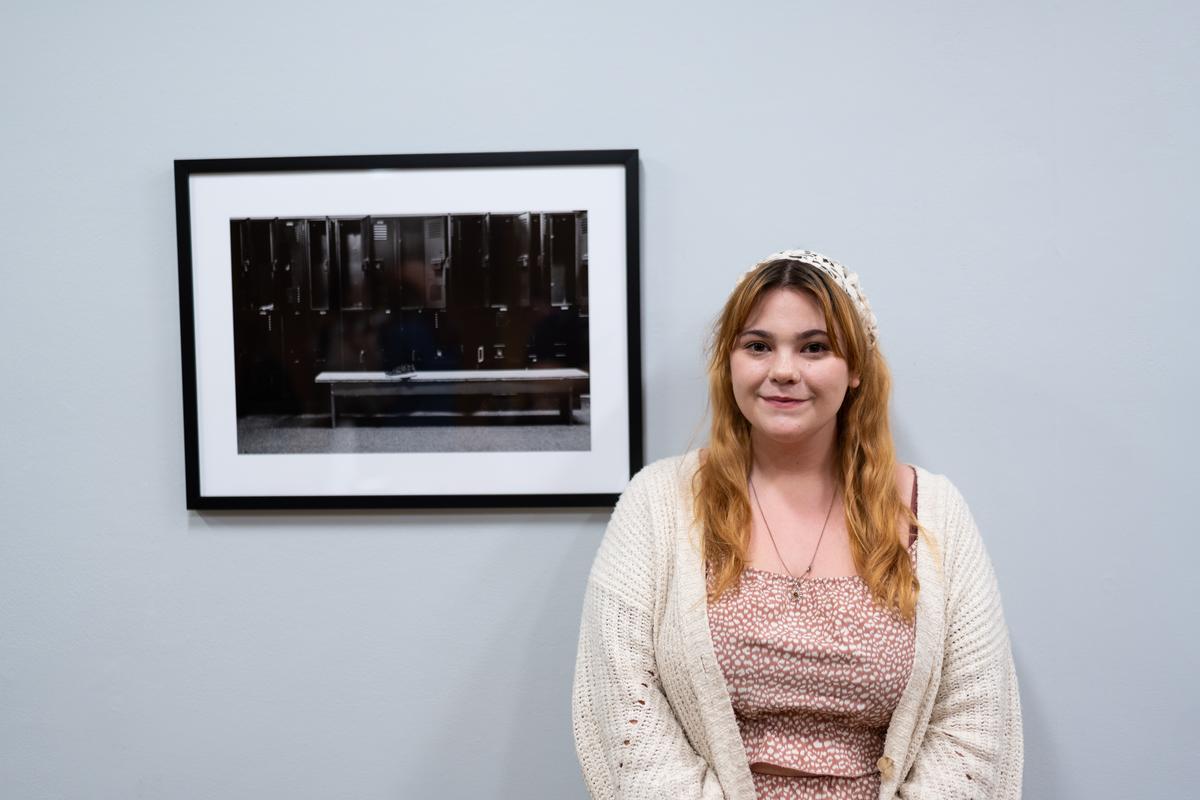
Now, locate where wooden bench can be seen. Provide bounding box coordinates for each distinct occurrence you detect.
[314,368,590,427]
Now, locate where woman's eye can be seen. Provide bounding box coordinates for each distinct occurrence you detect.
[803,342,829,354]
[746,341,769,353]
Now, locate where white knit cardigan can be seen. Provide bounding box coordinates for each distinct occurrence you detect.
[572,450,1023,799]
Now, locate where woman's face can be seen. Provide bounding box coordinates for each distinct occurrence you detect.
[729,287,860,445]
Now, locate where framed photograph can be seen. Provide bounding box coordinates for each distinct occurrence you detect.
[174,149,642,509]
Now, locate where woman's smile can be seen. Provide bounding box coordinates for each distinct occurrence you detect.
[761,396,809,408]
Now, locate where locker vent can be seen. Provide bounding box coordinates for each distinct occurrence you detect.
[373,221,388,241]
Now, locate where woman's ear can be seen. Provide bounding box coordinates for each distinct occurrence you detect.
[850,372,861,389]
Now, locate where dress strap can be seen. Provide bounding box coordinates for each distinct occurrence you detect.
[907,465,919,548]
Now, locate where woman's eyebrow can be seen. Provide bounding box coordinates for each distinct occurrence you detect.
[737,328,828,340]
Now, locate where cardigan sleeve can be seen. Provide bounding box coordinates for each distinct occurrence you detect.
[571,469,726,800]
[897,482,1024,799]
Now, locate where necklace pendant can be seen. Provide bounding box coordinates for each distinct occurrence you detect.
[791,588,800,602]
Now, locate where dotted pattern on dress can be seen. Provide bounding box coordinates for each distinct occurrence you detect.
[706,484,919,800]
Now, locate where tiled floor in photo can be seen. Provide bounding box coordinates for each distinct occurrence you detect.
[236,398,591,454]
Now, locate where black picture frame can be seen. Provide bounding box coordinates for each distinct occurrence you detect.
[174,149,642,509]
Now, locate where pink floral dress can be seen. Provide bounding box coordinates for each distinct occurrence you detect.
[707,474,919,799]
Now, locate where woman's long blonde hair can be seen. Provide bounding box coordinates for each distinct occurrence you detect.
[693,258,923,621]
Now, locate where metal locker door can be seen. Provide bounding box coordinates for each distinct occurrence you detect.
[424,216,447,310]
[515,212,532,308]
[575,211,588,312]
[370,217,401,311]
[336,217,371,310]
[308,219,331,311]
[548,213,573,307]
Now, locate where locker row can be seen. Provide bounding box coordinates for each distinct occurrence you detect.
[228,212,590,417]
[231,211,588,314]
[234,305,589,416]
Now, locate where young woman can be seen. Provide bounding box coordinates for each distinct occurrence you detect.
[572,250,1022,799]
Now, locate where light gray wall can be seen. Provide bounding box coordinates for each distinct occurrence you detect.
[3,1,1196,798]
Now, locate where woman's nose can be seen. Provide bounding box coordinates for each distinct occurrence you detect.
[769,353,799,382]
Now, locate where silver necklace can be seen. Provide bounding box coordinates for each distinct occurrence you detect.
[748,477,839,603]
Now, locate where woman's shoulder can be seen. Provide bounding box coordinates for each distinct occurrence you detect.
[590,452,696,600]
[605,451,697,528]
[907,465,972,513]
[611,451,701,543]
[906,464,990,552]
[624,450,702,499]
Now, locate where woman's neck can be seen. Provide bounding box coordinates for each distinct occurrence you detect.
[748,428,839,502]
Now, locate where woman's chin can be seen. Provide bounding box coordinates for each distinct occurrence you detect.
[752,425,814,445]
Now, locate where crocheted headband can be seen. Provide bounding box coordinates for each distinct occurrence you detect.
[737,249,879,349]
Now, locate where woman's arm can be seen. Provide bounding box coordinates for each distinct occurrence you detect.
[572,471,726,800]
[897,483,1024,799]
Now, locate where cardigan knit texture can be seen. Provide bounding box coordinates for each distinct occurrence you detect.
[571,450,1023,799]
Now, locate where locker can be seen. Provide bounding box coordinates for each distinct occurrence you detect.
[424,216,448,310]
[546,212,577,307]
[308,219,331,311]
[371,217,400,310]
[449,214,486,308]
[575,211,588,312]
[275,219,307,309]
[335,217,373,310]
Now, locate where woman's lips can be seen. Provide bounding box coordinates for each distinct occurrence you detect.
[761,396,808,407]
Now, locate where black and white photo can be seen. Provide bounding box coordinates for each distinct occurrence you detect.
[175,150,641,508]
